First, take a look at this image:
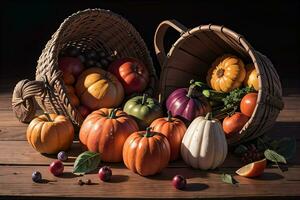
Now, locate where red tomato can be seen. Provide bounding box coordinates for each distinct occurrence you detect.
[223,112,249,136]
[240,93,258,117]
[108,58,149,95]
[58,57,84,84]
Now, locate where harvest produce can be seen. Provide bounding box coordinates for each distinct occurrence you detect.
[75,67,124,110]
[98,166,112,182]
[240,93,258,117]
[79,108,139,162]
[77,105,91,118]
[60,46,114,69]
[207,54,246,93]
[57,151,68,161]
[236,158,267,177]
[223,112,249,136]
[49,160,64,176]
[212,87,254,120]
[26,113,74,154]
[150,111,187,161]
[65,85,80,107]
[172,175,186,190]
[181,113,227,169]
[166,83,211,122]
[32,171,42,183]
[123,94,163,129]
[108,58,149,95]
[58,57,84,85]
[123,127,170,176]
[244,64,259,91]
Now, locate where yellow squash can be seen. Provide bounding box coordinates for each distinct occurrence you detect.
[207,54,246,92]
[75,67,124,110]
[243,64,259,91]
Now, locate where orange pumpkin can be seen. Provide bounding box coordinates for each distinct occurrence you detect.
[150,111,186,161]
[123,127,170,176]
[79,108,138,162]
[207,54,246,93]
[75,67,124,110]
[26,113,74,154]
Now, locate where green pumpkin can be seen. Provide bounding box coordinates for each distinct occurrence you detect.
[123,94,163,129]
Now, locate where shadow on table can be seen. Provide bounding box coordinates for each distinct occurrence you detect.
[185,183,209,192]
[255,172,284,181]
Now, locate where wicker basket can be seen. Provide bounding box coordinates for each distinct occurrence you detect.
[12,8,156,126]
[154,20,284,145]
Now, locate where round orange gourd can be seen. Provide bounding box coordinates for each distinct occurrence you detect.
[79,108,138,162]
[123,127,170,176]
[26,113,74,154]
[150,111,186,161]
[243,64,259,91]
[207,54,246,93]
[75,67,124,110]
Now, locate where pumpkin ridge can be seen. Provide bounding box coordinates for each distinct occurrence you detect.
[28,119,42,151]
[197,120,207,169]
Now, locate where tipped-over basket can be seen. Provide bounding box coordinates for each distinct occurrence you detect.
[12,8,157,126]
[154,20,284,145]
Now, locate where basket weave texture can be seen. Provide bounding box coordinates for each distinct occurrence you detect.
[12,9,156,126]
[154,20,284,145]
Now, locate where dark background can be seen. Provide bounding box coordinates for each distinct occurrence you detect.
[1,0,299,90]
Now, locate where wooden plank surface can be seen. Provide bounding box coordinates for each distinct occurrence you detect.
[0,90,300,199]
[0,166,299,199]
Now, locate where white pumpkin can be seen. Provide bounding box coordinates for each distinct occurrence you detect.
[181,113,227,169]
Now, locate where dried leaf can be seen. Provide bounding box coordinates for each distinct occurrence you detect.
[221,173,238,185]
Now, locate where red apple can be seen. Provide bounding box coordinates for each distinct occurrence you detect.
[58,57,84,84]
[108,58,149,95]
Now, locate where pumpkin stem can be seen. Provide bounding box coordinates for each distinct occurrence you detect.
[44,112,53,122]
[216,68,225,78]
[205,112,212,120]
[108,108,118,119]
[141,93,148,105]
[167,110,173,122]
[144,127,152,138]
[186,84,197,98]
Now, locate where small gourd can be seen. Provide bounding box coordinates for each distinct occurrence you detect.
[207,54,246,93]
[181,113,227,169]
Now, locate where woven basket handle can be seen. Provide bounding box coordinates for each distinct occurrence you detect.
[12,79,46,123]
[154,20,188,67]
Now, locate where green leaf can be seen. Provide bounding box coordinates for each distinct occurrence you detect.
[264,149,287,164]
[276,137,297,160]
[221,173,238,185]
[73,151,101,174]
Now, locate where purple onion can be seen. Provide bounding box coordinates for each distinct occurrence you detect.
[166,84,211,122]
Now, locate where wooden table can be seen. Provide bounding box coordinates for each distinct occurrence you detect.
[0,83,299,199]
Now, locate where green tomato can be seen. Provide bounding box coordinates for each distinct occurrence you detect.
[123,94,163,130]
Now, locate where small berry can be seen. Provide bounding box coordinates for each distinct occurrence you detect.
[172,175,186,190]
[49,160,64,176]
[32,171,42,183]
[98,166,112,182]
[57,151,68,161]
